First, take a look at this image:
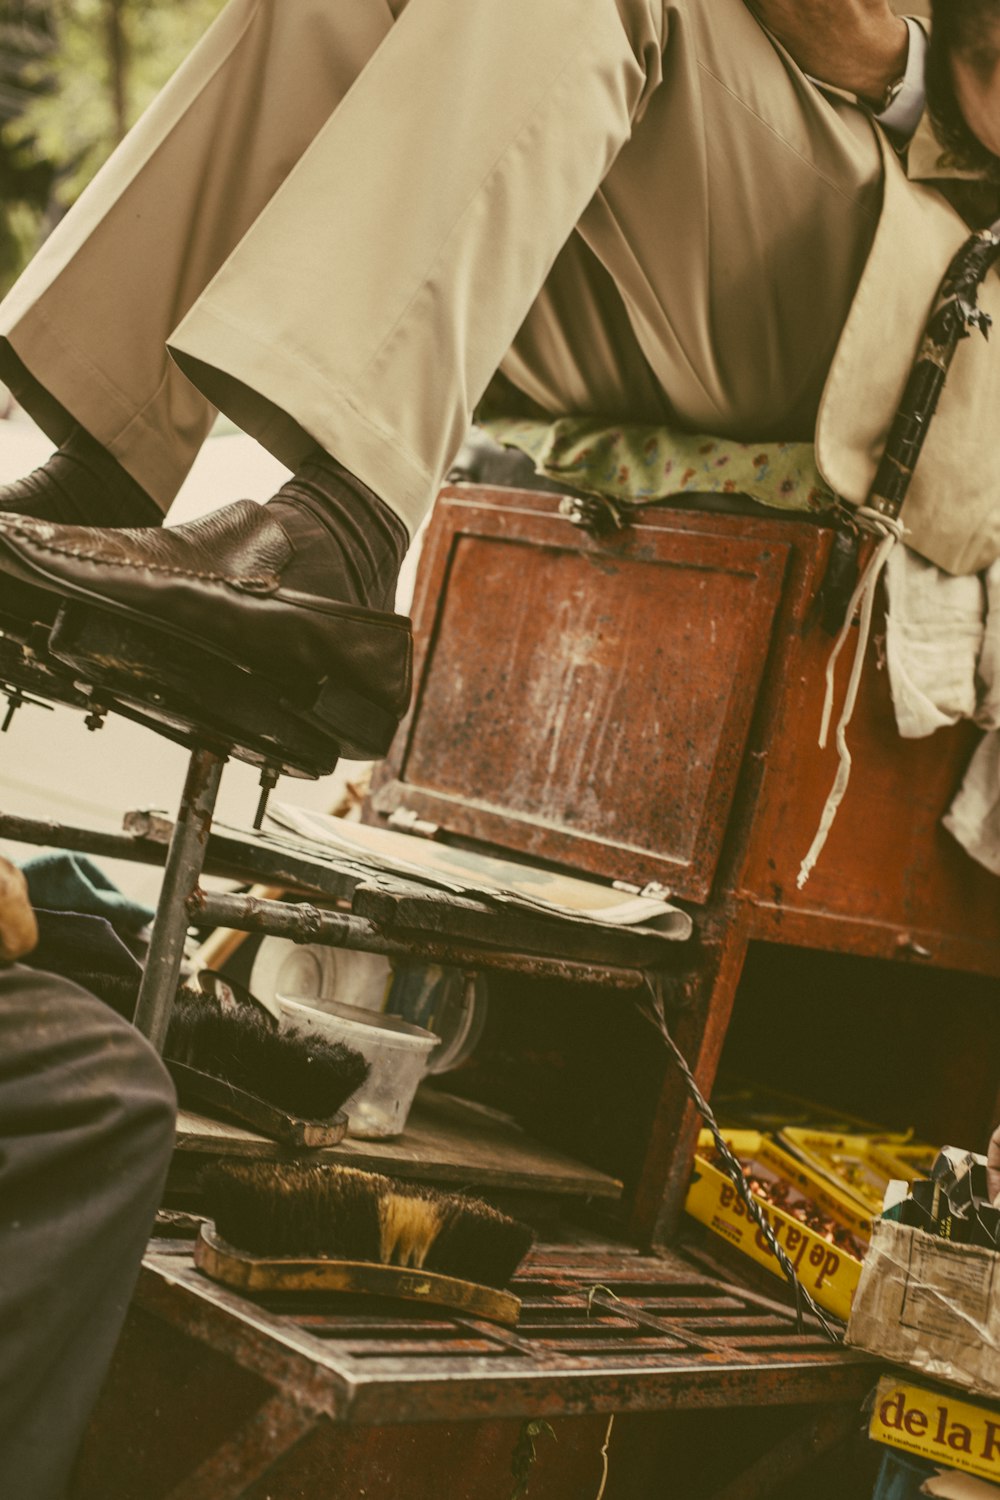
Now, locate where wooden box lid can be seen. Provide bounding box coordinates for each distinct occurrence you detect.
[370,488,790,903]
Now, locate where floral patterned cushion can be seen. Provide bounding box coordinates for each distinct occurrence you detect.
[480,414,834,516]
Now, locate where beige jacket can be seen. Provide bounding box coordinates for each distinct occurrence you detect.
[819,29,1000,575]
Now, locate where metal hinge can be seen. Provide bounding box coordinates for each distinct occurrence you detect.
[387,807,441,839]
[123,807,174,844]
[612,878,673,901]
[557,493,629,537]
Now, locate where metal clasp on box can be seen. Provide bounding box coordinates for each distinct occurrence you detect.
[387,807,441,840]
[557,493,629,538]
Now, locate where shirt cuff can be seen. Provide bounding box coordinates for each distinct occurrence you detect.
[874,16,928,140]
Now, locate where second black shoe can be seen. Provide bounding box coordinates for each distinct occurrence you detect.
[0,425,162,638]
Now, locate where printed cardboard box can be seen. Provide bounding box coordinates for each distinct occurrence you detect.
[848,1218,1000,1399]
[780,1128,934,1216]
[685,1129,869,1321]
[869,1374,1000,1486]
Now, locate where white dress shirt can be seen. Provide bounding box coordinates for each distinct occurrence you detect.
[875,16,929,140]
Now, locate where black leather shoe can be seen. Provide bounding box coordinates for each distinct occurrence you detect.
[0,436,162,639]
[0,500,412,759]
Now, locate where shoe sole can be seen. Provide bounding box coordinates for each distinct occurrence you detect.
[48,603,345,778]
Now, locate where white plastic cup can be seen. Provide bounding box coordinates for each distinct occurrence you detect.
[276,995,440,1138]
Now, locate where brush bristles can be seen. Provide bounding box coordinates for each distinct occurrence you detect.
[165,990,370,1119]
[379,1189,446,1270]
[200,1162,534,1287]
[200,1162,388,1260]
[425,1198,536,1290]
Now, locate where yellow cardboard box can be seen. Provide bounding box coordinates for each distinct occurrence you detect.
[868,1139,938,1186]
[869,1374,1000,1486]
[684,1130,869,1321]
[779,1129,934,1215]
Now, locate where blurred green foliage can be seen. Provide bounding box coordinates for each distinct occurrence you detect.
[0,0,224,293]
[0,0,58,287]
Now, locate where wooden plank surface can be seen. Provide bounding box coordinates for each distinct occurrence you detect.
[734,581,1000,974]
[173,1088,622,1200]
[350,882,686,966]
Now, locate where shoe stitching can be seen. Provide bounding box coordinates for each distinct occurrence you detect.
[9,534,278,589]
[4,535,415,631]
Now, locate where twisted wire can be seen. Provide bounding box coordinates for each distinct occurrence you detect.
[639,974,843,1344]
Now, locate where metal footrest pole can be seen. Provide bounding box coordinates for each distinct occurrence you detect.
[133,746,226,1051]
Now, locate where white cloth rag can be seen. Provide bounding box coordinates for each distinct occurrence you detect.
[884,544,1000,875]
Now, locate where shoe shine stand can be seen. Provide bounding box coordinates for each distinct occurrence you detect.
[10,475,1000,1496]
[4,228,1000,1493]
[6,211,994,1064]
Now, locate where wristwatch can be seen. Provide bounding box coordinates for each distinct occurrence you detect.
[867,73,906,115]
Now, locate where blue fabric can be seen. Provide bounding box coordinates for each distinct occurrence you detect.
[20,852,154,934]
[871,1450,939,1500]
[27,909,143,1019]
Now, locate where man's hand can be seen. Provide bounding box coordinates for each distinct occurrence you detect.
[0,856,37,962]
[747,0,910,105]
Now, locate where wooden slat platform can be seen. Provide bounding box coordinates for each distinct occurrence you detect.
[136,1237,875,1428]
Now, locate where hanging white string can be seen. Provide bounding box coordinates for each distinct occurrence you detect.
[585,1283,620,1498]
[595,1414,615,1500]
[797,508,906,889]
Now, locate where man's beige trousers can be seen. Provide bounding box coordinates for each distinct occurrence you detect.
[0,0,990,570]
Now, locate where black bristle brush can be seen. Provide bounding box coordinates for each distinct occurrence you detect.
[165,978,370,1145]
[196,1161,535,1323]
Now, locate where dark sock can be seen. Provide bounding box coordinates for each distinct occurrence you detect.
[0,425,162,528]
[266,450,408,613]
